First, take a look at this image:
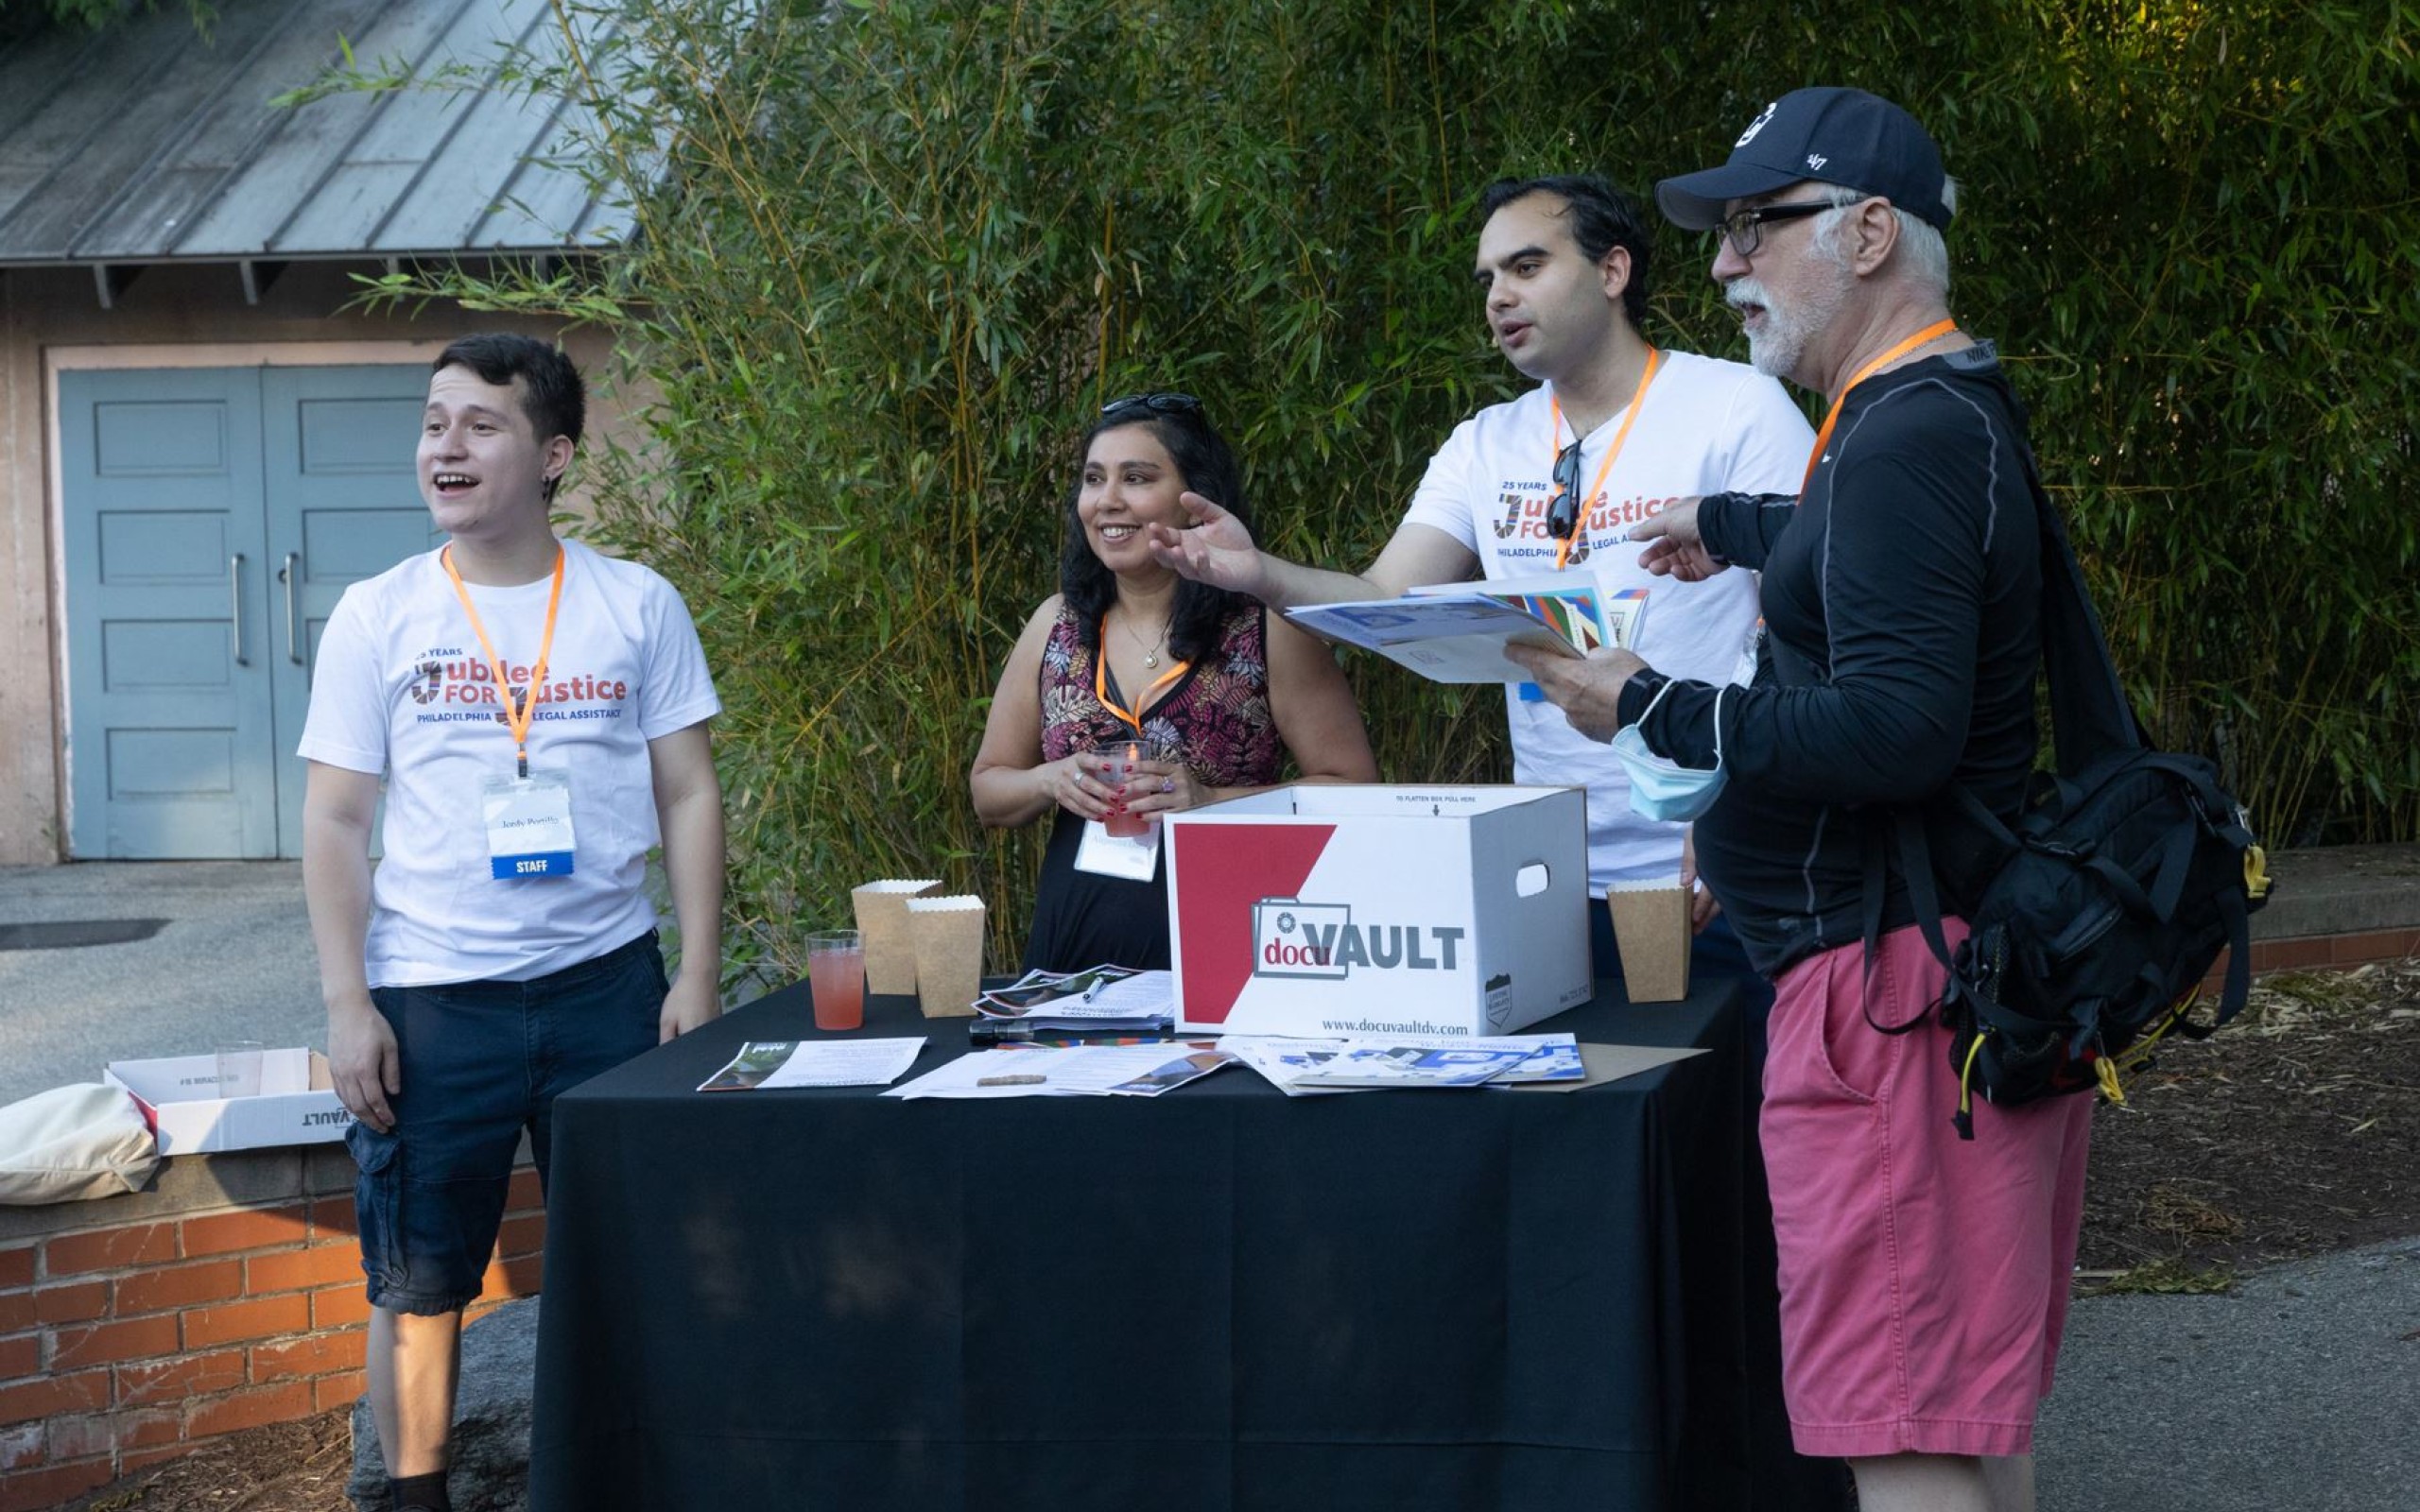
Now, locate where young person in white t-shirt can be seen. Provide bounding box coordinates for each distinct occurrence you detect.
[299,334,724,1512]
[1148,175,1814,980]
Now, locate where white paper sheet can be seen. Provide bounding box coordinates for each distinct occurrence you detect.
[697,1038,926,1091]
[885,1041,1232,1100]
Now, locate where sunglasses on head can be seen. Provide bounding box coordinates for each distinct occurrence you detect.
[1100,391,1204,421]
[1547,438,1584,541]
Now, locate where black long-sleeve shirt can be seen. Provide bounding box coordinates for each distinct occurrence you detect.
[1615,345,2043,976]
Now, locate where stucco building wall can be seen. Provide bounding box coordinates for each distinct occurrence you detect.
[0,262,638,865]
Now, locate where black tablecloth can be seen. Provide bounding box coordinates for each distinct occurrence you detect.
[528,976,1784,1511]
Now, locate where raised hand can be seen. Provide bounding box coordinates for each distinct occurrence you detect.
[1145,491,1269,597]
[1631,497,1728,582]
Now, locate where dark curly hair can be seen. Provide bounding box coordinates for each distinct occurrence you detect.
[1060,403,1253,664]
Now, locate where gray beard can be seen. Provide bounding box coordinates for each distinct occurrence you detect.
[1732,266,1852,384]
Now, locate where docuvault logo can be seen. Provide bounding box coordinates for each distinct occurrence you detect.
[1251,898,1466,981]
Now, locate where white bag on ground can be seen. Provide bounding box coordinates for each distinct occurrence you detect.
[0,1084,160,1204]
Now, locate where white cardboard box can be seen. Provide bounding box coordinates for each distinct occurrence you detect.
[104,1049,354,1156]
[1165,784,1592,1037]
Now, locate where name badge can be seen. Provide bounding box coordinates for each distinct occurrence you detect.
[1074,816,1161,881]
[483,769,576,879]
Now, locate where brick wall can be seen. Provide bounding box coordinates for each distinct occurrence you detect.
[0,1144,542,1512]
[2197,926,2420,998]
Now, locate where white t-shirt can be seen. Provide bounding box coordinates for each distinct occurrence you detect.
[1402,349,1813,891]
[298,538,720,987]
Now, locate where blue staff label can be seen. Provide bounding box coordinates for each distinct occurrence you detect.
[482,769,576,879]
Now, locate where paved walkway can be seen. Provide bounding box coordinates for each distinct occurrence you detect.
[2038,1235,2420,1510]
[0,862,322,1106]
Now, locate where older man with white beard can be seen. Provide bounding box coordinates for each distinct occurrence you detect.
[1511,90,2092,1512]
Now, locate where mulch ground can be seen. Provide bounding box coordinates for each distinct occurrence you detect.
[55,958,2420,1510]
[2077,956,2420,1287]
[59,1408,352,1512]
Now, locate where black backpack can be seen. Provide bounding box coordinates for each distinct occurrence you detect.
[1872,452,2274,1140]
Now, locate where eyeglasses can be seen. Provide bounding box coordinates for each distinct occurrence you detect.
[1547,438,1584,541]
[1100,391,1203,420]
[1715,198,1842,258]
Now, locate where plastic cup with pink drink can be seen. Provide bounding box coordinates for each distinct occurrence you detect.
[806,930,866,1031]
[1095,740,1151,838]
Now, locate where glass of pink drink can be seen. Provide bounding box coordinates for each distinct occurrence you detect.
[805,930,866,1031]
[1097,741,1150,838]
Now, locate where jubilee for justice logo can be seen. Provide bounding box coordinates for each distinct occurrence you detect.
[407,661,444,704]
[1493,490,1591,563]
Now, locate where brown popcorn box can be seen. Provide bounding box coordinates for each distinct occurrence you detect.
[1606,884,1692,1004]
[852,879,942,995]
[906,896,986,1018]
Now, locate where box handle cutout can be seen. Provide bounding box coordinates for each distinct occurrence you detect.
[1514,863,1550,898]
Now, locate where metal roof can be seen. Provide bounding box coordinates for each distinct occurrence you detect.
[0,0,629,266]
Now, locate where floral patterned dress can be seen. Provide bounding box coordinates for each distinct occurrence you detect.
[1024,600,1284,972]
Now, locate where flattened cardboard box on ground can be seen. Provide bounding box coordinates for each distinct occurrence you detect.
[1166,784,1591,1037]
[105,1049,354,1155]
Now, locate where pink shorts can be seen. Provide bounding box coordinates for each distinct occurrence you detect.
[1760,921,2093,1459]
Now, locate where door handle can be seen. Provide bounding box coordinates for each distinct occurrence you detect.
[229,554,248,667]
[282,551,302,665]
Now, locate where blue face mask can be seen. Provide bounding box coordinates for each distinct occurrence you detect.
[1614,681,1730,823]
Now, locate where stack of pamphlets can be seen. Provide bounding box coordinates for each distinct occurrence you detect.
[1222,1032,1585,1095]
[973,966,1175,1033]
[885,1041,1233,1099]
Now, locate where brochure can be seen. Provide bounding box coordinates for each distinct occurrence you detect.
[1286,578,1645,686]
[973,966,1174,1032]
[1499,1042,1709,1092]
[884,1041,1233,1099]
[1221,1036,1354,1097]
[1101,1045,1236,1096]
[1486,1040,1589,1085]
[1225,1031,1583,1093]
[697,1038,926,1091]
[1287,1044,1538,1090]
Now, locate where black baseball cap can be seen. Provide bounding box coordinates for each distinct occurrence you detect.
[1655,87,1953,232]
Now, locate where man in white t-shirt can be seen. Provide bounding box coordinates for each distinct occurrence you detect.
[1149,175,1813,977]
[300,334,724,1512]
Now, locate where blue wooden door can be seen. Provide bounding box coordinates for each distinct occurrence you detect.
[263,367,441,857]
[60,369,277,858]
[60,365,434,859]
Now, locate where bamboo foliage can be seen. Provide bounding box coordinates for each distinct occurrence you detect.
[341,0,2418,984]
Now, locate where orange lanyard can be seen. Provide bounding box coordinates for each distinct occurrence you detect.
[442,543,565,779]
[1547,347,1662,571]
[1093,615,1189,737]
[1801,318,1959,495]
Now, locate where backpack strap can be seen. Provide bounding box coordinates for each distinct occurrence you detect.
[1855,423,2122,1036]
[1858,809,1962,1035]
[2211,885,2254,1029]
[2005,406,2144,775]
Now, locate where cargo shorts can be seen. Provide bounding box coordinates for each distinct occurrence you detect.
[347,929,666,1315]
